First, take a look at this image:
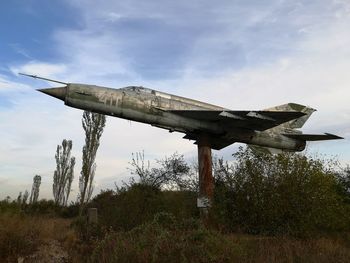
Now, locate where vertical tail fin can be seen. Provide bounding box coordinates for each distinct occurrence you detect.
[265,103,316,130]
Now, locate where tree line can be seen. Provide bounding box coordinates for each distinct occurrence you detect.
[14,111,106,214]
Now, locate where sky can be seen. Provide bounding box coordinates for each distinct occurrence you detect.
[0,0,349,201]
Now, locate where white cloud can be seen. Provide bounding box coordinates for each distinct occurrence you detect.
[10,61,67,78]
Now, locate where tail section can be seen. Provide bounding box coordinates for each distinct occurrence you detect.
[265,103,316,130]
[250,103,343,154]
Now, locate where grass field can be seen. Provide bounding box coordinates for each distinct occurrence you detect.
[1,213,349,263]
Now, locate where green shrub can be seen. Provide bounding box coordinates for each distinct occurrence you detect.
[91,212,242,263]
[212,148,350,236]
[24,199,59,215]
[0,200,21,214]
[59,202,80,218]
[89,185,197,231]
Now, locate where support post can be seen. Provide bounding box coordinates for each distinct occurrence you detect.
[88,208,98,224]
[197,135,214,223]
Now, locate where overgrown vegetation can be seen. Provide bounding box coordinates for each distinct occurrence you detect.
[88,148,350,236]
[91,212,241,263]
[90,212,350,263]
[1,147,350,262]
[88,186,197,231]
[211,148,350,236]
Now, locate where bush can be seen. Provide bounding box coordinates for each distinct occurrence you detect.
[89,185,197,231]
[24,199,59,215]
[91,212,242,263]
[0,200,21,214]
[91,213,350,263]
[212,147,350,236]
[59,202,80,218]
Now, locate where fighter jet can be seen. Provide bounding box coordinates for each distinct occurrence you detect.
[21,73,343,153]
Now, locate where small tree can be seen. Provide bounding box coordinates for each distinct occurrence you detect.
[129,151,192,190]
[79,111,106,212]
[53,139,75,206]
[29,175,41,204]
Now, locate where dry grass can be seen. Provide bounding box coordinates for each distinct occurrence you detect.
[227,234,350,263]
[1,213,349,263]
[90,219,350,263]
[0,213,73,262]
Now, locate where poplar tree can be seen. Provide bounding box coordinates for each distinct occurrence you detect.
[79,111,106,212]
[53,139,75,206]
[29,175,41,204]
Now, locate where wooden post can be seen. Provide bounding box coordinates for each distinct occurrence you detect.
[197,135,213,223]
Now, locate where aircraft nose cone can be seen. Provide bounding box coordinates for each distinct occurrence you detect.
[37,86,67,101]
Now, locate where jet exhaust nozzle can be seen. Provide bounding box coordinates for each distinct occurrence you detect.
[37,86,67,101]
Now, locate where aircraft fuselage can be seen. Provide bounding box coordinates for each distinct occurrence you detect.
[60,84,305,152]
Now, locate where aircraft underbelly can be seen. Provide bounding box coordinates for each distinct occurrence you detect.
[248,132,305,151]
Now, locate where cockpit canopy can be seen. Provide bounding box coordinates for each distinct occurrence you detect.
[121,86,155,94]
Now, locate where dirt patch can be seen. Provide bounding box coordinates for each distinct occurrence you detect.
[19,239,68,263]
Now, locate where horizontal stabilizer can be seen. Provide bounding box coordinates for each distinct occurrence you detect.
[283,133,343,141]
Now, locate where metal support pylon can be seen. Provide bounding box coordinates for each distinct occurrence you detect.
[197,135,214,223]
